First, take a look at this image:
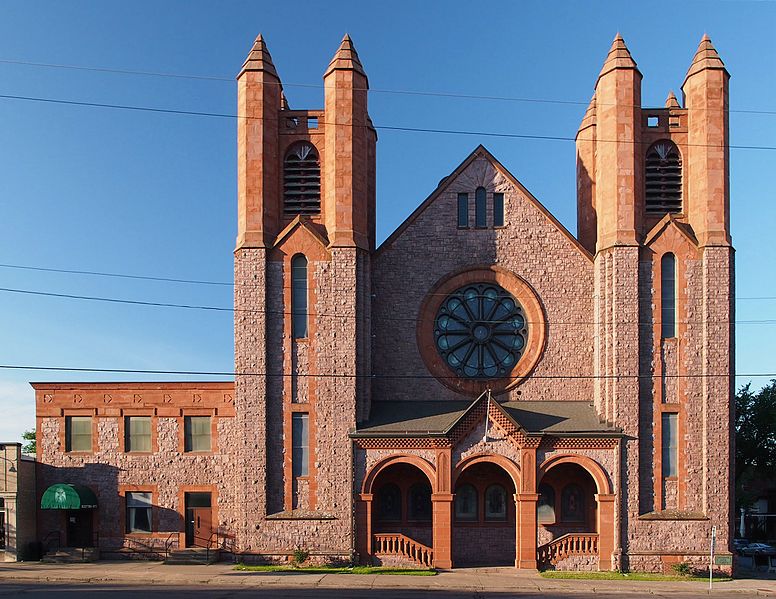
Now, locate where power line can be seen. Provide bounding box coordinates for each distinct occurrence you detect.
[2,261,770,301]
[0,92,774,152]
[1,56,773,116]
[1,363,766,380]
[0,285,764,326]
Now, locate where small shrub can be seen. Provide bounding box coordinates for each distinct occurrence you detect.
[671,561,693,577]
[292,548,309,567]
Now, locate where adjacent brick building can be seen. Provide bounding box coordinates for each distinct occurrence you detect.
[33,33,734,572]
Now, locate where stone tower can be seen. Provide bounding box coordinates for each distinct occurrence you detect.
[576,34,733,569]
[230,34,376,557]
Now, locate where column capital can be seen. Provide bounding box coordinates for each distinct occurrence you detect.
[595,493,616,503]
[358,493,373,502]
[515,493,539,502]
[431,493,454,502]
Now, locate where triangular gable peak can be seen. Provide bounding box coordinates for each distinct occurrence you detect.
[272,216,331,259]
[375,145,592,262]
[447,392,531,449]
[644,214,699,254]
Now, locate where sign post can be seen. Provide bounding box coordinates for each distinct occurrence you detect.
[710,525,717,591]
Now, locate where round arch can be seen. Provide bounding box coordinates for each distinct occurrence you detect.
[452,453,521,490]
[361,454,437,496]
[537,454,613,495]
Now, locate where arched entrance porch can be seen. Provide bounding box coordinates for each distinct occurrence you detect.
[536,455,616,571]
[357,455,436,567]
[452,455,519,567]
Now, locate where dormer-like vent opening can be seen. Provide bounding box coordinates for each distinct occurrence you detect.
[283,143,321,216]
[645,141,682,214]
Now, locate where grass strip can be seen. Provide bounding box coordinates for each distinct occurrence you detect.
[234,564,436,576]
[540,571,732,582]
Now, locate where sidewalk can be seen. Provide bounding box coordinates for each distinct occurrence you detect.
[0,561,775,596]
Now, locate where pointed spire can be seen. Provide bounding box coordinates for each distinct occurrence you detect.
[665,90,680,108]
[684,34,727,81]
[324,34,367,79]
[597,33,639,80]
[581,92,596,127]
[238,33,279,79]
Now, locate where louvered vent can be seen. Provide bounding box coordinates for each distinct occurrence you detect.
[284,143,321,216]
[645,141,682,214]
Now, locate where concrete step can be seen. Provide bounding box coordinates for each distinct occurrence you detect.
[164,548,220,565]
[41,547,100,563]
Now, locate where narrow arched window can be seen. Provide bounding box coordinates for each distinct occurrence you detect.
[284,143,321,216]
[454,483,478,521]
[484,484,507,521]
[661,253,676,338]
[377,484,401,521]
[537,483,556,524]
[291,255,308,339]
[645,141,682,214]
[561,484,585,523]
[475,187,487,228]
[408,482,432,522]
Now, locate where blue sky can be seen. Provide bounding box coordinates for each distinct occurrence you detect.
[0,1,774,445]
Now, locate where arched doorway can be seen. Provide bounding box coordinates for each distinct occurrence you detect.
[452,460,517,566]
[535,457,614,570]
[370,462,434,549]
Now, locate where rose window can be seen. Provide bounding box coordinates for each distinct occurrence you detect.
[433,283,528,379]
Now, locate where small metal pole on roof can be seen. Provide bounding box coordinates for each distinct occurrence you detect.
[482,389,492,443]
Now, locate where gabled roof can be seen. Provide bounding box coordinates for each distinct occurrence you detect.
[352,397,619,438]
[644,213,698,248]
[272,215,330,250]
[375,145,592,262]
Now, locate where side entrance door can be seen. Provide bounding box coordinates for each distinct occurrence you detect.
[190,507,212,548]
[66,510,93,547]
[184,491,213,548]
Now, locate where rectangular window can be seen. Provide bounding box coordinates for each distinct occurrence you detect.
[457,193,469,227]
[184,416,212,452]
[65,416,92,452]
[292,413,309,478]
[126,491,153,533]
[125,416,152,452]
[475,187,487,228]
[661,413,678,478]
[493,193,504,227]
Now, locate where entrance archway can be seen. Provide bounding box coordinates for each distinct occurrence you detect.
[536,455,615,570]
[452,460,517,566]
[370,461,435,549]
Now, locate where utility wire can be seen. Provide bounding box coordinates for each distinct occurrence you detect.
[2,363,766,380]
[0,92,774,152]
[0,57,773,116]
[0,285,764,326]
[2,262,770,301]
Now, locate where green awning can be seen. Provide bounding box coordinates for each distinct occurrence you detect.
[41,483,98,510]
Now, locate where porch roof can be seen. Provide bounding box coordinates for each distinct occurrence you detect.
[352,400,619,438]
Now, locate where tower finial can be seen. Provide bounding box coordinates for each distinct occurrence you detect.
[684,34,727,82]
[665,90,680,108]
[597,33,639,81]
[239,33,279,79]
[324,34,367,79]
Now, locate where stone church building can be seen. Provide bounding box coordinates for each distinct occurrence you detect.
[33,33,734,572]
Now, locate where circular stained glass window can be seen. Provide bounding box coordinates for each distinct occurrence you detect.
[434,283,528,379]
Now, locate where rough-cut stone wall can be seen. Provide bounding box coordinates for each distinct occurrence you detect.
[232,247,269,552]
[371,154,594,405]
[453,525,515,566]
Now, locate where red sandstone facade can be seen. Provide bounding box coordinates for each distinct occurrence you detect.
[33,33,734,573]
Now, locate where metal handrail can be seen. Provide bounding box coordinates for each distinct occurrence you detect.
[163,532,178,558]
